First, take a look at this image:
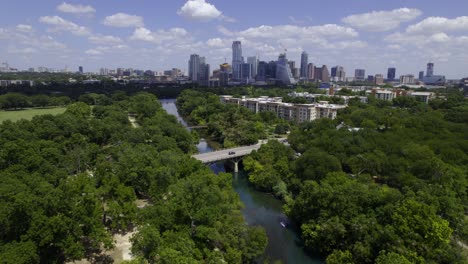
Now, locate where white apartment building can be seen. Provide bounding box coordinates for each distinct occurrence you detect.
[220,96,345,122]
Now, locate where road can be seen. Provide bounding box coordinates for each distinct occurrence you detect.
[192,138,287,163]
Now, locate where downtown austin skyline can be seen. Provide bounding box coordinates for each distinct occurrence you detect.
[0,0,468,78]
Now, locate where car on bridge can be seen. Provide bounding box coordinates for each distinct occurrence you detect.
[228,151,236,155]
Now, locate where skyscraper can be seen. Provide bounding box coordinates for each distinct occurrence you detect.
[189,54,200,81]
[241,63,253,83]
[257,61,267,81]
[426,62,434,77]
[276,53,297,85]
[247,56,258,78]
[78,66,83,73]
[419,71,424,80]
[232,41,243,81]
[331,66,345,82]
[387,67,396,81]
[307,63,315,81]
[355,69,365,81]
[321,65,330,82]
[300,51,308,79]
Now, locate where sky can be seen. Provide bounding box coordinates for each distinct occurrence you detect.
[1,0,468,78]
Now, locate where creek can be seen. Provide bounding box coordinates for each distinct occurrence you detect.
[161,99,321,264]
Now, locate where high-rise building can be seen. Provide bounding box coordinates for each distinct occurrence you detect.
[257,61,267,81]
[199,61,210,85]
[419,71,424,80]
[375,74,384,85]
[219,63,231,86]
[247,56,258,78]
[331,65,345,82]
[321,65,330,82]
[426,62,434,77]
[241,63,253,83]
[355,69,365,81]
[267,61,277,79]
[276,53,297,85]
[307,63,315,81]
[387,67,396,81]
[300,51,308,79]
[78,66,83,73]
[400,74,415,85]
[189,54,201,81]
[314,67,322,81]
[232,41,243,80]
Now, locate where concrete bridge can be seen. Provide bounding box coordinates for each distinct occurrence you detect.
[192,138,287,172]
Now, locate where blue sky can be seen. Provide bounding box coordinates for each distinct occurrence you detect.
[1,0,468,78]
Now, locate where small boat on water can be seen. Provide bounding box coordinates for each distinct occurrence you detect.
[280,221,286,228]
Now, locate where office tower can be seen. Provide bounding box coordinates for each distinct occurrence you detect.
[232,41,243,80]
[267,61,277,79]
[257,61,267,81]
[426,62,434,77]
[219,63,231,86]
[314,67,322,81]
[300,51,308,79]
[355,69,365,81]
[375,74,384,85]
[199,61,210,85]
[117,68,124,76]
[321,65,330,82]
[247,56,258,78]
[307,63,315,81]
[387,67,396,81]
[78,66,83,73]
[400,74,415,85]
[189,54,201,81]
[241,63,253,83]
[419,71,424,80]
[368,75,374,82]
[331,65,345,82]
[276,53,297,85]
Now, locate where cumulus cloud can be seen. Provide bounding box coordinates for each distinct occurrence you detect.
[236,24,358,40]
[206,38,226,47]
[103,13,144,28]
[85,49,102,55]
[178,0,223,22]
[130,27,189,44]
[406,16,468,34]
[88,34,123,45]
[39,16,90,36]
[16,24,33,32]
[57,2,95,14]
[342,8,422,32]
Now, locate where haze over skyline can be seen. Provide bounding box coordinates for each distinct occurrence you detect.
[1,0,468,78]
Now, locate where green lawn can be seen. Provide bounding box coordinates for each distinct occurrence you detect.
[0,107,67,123]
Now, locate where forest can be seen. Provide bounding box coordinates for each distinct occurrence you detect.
[178,88,468,263]
[0,92,267,263]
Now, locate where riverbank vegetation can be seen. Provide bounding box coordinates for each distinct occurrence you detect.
[0,92,267,263]
[177,89,467,263]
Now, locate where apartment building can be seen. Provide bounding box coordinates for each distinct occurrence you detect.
[220,96,345,122]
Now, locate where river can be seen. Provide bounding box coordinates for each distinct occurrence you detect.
[161,99,321,264]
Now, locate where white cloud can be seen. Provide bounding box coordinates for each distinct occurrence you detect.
[406,16,468,34]
[178,0,223,22]
[57,2,95,14]
[88,34,123,45]
[85,49,102,55]
[236,24,358,40]
[342,8,422,32]
[39,16,90,36]
[16,24,33,33]
[103,13,144,28]
[206,38,226,47]
[8,47,37,54]
[130,27,189,44]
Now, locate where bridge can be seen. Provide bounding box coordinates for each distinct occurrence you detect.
[192,138,287,172]
[186,125,208,129]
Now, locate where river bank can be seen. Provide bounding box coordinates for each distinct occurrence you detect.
[161,98,321,264]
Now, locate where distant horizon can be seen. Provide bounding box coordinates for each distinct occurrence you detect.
[1,0,468,78]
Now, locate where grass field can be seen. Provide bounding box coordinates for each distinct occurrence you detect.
[0,107,67,123]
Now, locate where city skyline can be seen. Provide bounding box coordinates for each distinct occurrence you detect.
[1,1,468,78]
